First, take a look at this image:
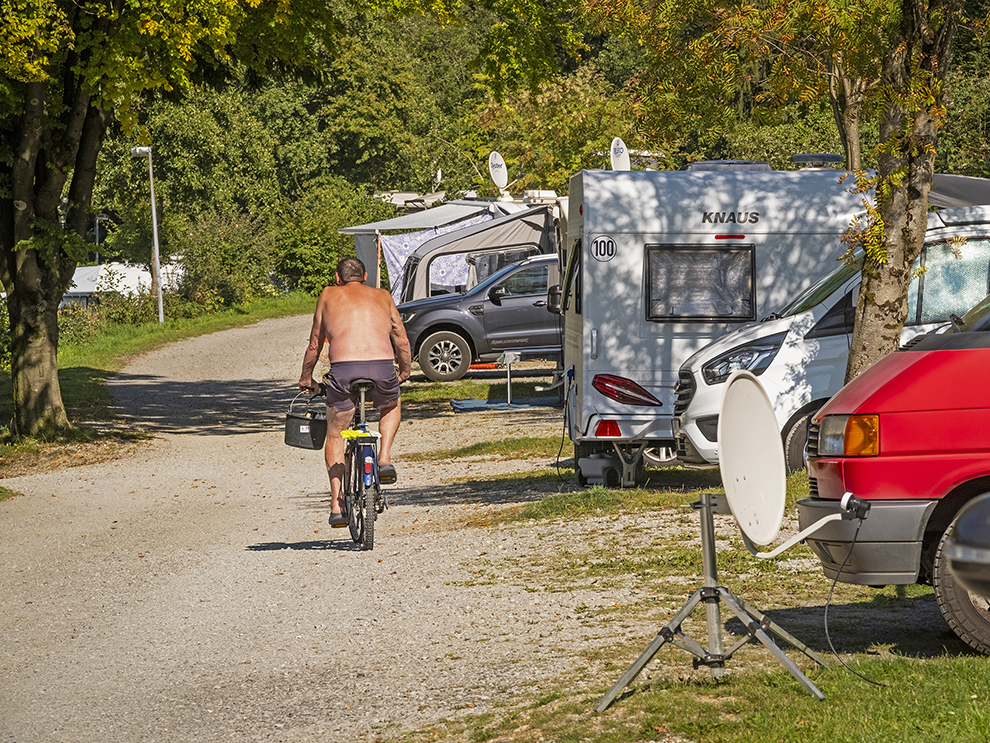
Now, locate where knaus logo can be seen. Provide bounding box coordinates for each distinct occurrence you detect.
[702,211,760,224]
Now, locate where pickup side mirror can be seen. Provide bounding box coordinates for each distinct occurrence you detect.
[488,286,505,306]
[548,284,562,315]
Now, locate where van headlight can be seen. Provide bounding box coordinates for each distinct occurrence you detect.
[701,332,787,385]
[818,414,880,457]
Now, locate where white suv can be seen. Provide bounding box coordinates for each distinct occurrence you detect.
[674,206,990,471]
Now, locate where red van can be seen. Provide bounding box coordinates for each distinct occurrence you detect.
[799,297,990,654]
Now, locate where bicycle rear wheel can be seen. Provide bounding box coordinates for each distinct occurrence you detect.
[360,445,375,551]
[346,444,363,544]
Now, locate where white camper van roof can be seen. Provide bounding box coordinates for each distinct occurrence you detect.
[575,169,868,235]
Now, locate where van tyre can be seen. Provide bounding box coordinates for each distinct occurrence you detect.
[419,331,471,382]
[783,411,816,473]
[933,514,990,655]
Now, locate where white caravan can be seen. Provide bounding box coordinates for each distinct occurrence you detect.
[674,205,990,471]
[558,168,870,487]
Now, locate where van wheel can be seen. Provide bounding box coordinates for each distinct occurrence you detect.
[418,331,471,382]
[783,411,816,473]
[933,514,990,655]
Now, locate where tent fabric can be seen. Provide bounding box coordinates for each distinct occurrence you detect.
[381,213,493,301]
[337,202,490,235]
[402,206,554,302]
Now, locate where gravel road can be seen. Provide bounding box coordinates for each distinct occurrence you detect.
[0,314,629,743]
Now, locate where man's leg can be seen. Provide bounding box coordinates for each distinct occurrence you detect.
[325,405,356,515]
[377,398,401,465]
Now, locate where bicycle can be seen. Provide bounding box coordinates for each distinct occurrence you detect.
[339,378,388,551]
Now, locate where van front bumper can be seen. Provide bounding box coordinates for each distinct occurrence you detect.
[796,496,939,585]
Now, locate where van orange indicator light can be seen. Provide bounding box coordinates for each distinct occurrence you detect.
[844,415,880,457]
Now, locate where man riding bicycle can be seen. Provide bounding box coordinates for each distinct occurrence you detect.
[299,258,412,527]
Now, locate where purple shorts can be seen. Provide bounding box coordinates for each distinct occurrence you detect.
[324,360,400,413]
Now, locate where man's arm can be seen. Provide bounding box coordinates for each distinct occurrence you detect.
[299,294,327,392]
[387,296,413,383]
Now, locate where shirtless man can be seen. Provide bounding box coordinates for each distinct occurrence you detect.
[299,258,412,527]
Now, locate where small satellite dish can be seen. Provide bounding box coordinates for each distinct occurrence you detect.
[488,151,508,190]
[717,371,786,546]
[610,137,631,171]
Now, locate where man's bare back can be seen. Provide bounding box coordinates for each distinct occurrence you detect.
[299,275,411,390]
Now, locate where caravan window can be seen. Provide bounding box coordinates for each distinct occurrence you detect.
[646,245,755,322]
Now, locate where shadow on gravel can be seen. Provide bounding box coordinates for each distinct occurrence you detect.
[109,374,298,434]
[108,372,563,435]
[246,538,366,552]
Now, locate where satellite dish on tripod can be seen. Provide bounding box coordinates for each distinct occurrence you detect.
[597,371,837,711]
[719,372,786,546]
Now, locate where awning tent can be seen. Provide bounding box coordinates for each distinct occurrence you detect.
[398,205,555,303]
[338,202,495,288]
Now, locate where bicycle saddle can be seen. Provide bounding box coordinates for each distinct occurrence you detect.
[349,378,376,393]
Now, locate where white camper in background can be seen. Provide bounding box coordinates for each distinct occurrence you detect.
[557,167,869,487]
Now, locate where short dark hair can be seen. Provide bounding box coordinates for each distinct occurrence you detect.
[337,258,366,284]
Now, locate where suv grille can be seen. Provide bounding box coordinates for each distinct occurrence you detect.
[809,477,819,497]
[673,370,696,417]
[806,421,820,458]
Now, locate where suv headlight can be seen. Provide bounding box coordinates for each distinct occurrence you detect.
[701,332,787,385]
[818,414,880,457]
[399,311,416,324]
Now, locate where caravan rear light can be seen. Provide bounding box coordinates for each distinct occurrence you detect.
[715,234,745,239]
[592,374,663,406]
[595,420,621,437]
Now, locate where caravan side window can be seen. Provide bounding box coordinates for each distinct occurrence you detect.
[646,245,755,322]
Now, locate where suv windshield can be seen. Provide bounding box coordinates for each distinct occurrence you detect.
[775,260,860,318]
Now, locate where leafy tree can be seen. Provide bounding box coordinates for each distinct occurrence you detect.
[586,0,971,380]
[0,0,361,435]
[468,66,653,193]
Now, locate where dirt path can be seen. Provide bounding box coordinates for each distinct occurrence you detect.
[0,315,619,743]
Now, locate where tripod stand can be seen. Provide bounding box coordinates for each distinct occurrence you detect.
[595,492,828,711]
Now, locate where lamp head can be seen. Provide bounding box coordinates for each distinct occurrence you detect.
[130,146,151,157]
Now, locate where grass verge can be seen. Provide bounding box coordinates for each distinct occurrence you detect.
[0,292,314,475]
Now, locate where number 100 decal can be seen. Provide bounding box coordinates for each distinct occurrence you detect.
[591,236,616,262]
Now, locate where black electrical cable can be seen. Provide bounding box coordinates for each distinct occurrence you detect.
[554,369,574,486]
[823,519,888,687]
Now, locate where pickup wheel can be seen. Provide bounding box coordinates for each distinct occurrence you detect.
[933,513,990,655]
[418,331,471,382]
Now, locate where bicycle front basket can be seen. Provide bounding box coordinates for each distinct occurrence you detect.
[284,393,327,449]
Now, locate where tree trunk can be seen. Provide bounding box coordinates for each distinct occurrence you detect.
[844,0,961,382]
[7,256,69,434]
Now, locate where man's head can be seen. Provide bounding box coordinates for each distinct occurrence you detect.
[336,258,367,285]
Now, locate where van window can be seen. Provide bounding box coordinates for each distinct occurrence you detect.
[646,245,755,322]
[908,238,990,324]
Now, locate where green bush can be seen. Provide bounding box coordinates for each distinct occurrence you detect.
[170,209,278,309]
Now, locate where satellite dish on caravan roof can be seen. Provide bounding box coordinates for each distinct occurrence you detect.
[488,151,508,190]
[610,137,631,171]
[717,371,786,546]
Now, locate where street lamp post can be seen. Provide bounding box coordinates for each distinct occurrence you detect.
[94,213,108,264]
[130,146,164,324]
